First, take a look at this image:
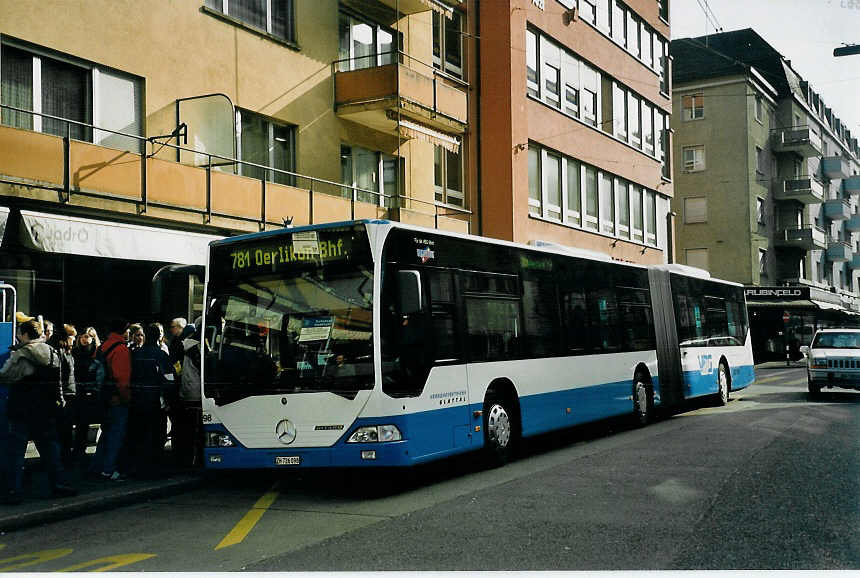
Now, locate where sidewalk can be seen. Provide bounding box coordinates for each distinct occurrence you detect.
[0,451,206,533]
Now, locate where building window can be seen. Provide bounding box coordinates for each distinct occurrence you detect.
[683,145,705,172]
[541,38,561,109]
[613,83,627,140]
[645,190,657,245]
[626,10,639,58]
[434,145,464,207]
[657,111,670,178]
[205,0,295,43]
[0,42,142,153]
[237,109,296,186]
[612,1,626,46]
[755,146,765,177]
[617,178,630,238]
[656,37,668,94]
[599,171,615,234]
[628,92,641,148]
[341,144,398,206]
[543,152,563,220]
[563,158,581,226]
[682,93,704,121]
[642,100,654,155]
[528,146,541,216]
[338,11,396,71]
[526,29,539,98]
[754,95,764,123]
[579,0,597,24]
[684,197,707,224]
[563,52,580,116]
[433,9,463,79]
[585,165,599,231]
[756,197,765,224]
[658,0,669,22]
[581,64,600,127]
[631,185,644,242]
[686,248,709,271]
[758,249,767,276]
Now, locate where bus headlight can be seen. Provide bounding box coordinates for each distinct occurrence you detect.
[347,425,402,443]
[205,432,236,447]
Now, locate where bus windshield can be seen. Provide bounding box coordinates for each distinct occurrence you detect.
[205,226,374,403]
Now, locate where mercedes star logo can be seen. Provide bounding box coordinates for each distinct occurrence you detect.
[275,419,297,445]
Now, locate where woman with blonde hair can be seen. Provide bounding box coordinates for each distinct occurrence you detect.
[70,326,101,465]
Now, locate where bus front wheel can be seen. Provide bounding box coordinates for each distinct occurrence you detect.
[483,395,516,466]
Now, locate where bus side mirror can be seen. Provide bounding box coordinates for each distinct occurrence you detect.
[397,270,423,315]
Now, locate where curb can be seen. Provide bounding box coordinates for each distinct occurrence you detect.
[0,474,206,533]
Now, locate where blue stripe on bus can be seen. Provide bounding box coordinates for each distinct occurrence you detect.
[203,378,648,469]
[682,363,755,399]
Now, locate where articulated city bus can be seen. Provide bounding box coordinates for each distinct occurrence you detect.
[199,220,754,469]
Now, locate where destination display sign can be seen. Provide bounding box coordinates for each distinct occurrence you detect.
[210,226,370,279]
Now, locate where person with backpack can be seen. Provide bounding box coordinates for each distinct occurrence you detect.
[173,318,202,467]
[0,319,77,504]
[128,323,175,478]
[89,319,132,482]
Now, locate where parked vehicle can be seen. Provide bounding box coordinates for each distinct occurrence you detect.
[801,329,860,396]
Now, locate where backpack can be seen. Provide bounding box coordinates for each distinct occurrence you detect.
[91,341,123,404]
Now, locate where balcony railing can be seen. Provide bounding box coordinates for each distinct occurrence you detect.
[826,238,852,262]
[771,126,822,158]
[774,225,827,250]
[844,175,860,195]
[774,176,825,204]
[821,155,851,180]
[0,104,471,234]
[823,198,851,220]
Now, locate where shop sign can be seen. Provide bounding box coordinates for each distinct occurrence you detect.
[745,286,810,300]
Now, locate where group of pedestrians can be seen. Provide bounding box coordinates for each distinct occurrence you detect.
[0,314,204,505]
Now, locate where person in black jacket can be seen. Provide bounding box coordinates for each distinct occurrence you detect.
[0,320,77,504]
[49,324,82,466]
[128,323,176,478]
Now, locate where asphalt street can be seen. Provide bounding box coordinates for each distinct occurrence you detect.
[0,366,856,571]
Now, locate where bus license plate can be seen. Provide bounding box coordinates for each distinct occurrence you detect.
[275,456,301,466]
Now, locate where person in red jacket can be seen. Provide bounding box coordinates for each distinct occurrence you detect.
[89,319,131,481]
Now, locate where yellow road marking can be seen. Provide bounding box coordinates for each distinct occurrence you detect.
[0,548,72,572]
[215,483,280,550]
[56,553,156,572]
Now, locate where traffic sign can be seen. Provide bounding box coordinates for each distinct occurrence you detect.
[782,311,791,323]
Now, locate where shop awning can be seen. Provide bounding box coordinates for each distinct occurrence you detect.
[746,299,818,309]
[18,210,222,265]
[0,206,8,246]
[811,300,843,311]
[398,119,461,153]
[747,298,846,312]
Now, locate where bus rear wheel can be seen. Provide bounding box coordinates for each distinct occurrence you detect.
[483,395,516,466]
[632,376,653,427]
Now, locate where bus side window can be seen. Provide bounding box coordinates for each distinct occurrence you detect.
[429,270,458,361]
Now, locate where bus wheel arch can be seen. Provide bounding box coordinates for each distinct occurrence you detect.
[482,378,521,466]
[716,357,731,406]
[632,364,654,427]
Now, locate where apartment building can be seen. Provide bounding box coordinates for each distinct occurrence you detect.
[671,29,860,361]
[0,0,476,328]
[479,0,673,264]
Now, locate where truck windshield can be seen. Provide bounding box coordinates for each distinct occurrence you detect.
[205,226,374,403]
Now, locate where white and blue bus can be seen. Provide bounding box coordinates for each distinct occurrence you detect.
[200,220,754,469]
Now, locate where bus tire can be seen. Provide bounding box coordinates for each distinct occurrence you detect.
[632,374,653,427]
[715,361,730,406]
[483,393,517,466]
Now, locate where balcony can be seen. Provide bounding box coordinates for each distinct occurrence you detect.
[843,175,860,195]
[826,239,852,262]
[851,254,860,269]
[377,0,454,16]
[774,226,827,250]
[771,127,822,158]
[334,55,468,139]
[846,214,860,232]
[823,198,851,220]
[774,176,825,204]
[821,155,851,180]
[0,105,472,236]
